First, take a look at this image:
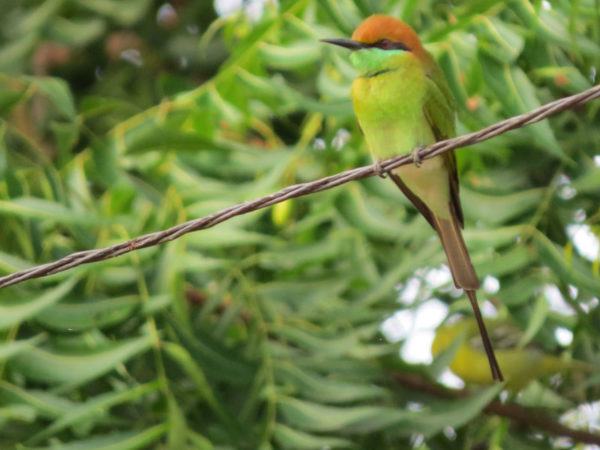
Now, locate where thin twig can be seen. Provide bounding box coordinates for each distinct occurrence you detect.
[392,372,600,445]
[1,84,599,289]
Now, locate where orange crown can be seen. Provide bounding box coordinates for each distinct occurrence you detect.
[351,15,426,56]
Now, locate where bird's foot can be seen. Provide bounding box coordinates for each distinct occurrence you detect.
[373,159,387,178]
[412,146,425,168]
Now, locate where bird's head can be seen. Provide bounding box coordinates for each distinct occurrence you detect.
[321,15,427,77]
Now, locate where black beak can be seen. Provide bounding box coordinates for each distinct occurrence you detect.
[320,38,365,51]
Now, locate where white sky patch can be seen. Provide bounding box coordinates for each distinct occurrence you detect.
[558,185,577,200]
[443,426,457,441]
[544,284,576,316]
[214,0,277,21]
[561,401,600,434]
[380,310,414,342]
[401,330,436,363]
[580,297,599,313]
[541,0,552,10]
[413,299,448,330]
[555,174,576,200]
[438,369,465,389]
[566,224,600,262]
[423,265,452,289]
[481,300,498,317]
[482,275,500,294]
[381,299,449,364]
[214,0,242,16]
[574,209,586,222]
[157,3,177,26]
[120,49,143,67]
[245,0,266,20]
[406,401,424,411]
[568,285,578,299]
[410,434,425,448]
[554,327,573,346]
[312,138,326,150]
[398,277,421,304]
[332,128,351,151]
[594,154,600,167]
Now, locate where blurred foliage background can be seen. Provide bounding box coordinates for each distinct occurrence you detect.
[0,0,599,448]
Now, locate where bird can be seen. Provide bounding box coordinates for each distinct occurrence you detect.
[322,15,503,381]
[432,317,592,389]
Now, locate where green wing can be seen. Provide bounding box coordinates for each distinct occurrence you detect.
[424,64,456,139]
[423,64,464,228]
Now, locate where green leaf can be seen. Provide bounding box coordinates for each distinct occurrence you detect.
[572,167,600,194]
[278,383,502,435]
[476,246,534,278]
[32,424,168,449]
[496,274,551,307]
[278,397,411,433]
[27,381,161,444]
[162,342,234,427]
[408,384,504,436]
[0,277,78,330]
[167,317,256,385]
[0,35,37,73]
[531,67,592,94]
[0,197,110,225]
[35,296,141,332]
[319,0,361,35]
[257,278,348,314]
[0,334,46,362]
[275,363,387,403]
[9,334,153,388]
[427,326,466,379]
[166,395,188,450]
[0,84,26,115]
[123,125,225,154]
[479,55,568,161]
[50,121,80,161]
[28,76,77,121]
[15,0,63,35]
[533,233,600,293]
[335,185,405,240]
[271,324,380,358]
[48,17,106,46]
[0,380,78,419]
[0,404,36,423]
[518,293,550,348]
[461,187,544,225]
[273,424,353,449]
[257,238,345,270]
[259,41,321,70]
[70,0,151,26]
[472,16,525,62]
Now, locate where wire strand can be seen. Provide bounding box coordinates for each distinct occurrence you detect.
[1,84,599,289]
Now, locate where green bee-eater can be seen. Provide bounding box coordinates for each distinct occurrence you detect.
[433,318,592,389]
[323,15,503,381]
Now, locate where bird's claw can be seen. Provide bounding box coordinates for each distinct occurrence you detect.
[412,146,424,168]
[373,160,387,178]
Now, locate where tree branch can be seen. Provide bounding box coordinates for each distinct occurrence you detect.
[392,372,600,445]
[0,84,599,289]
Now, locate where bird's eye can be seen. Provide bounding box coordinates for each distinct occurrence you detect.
[377,39,392,49]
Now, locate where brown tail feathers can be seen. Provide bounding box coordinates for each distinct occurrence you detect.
[434,213,504,382]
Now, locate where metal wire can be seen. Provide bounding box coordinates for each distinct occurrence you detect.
[1,84,599,289]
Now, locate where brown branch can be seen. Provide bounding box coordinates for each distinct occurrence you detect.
[0,84,599,289]
[392,372,600,445]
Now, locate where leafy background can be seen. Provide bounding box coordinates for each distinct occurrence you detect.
[0,0,599,448]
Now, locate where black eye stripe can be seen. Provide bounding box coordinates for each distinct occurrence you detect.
[371,39,410,51]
